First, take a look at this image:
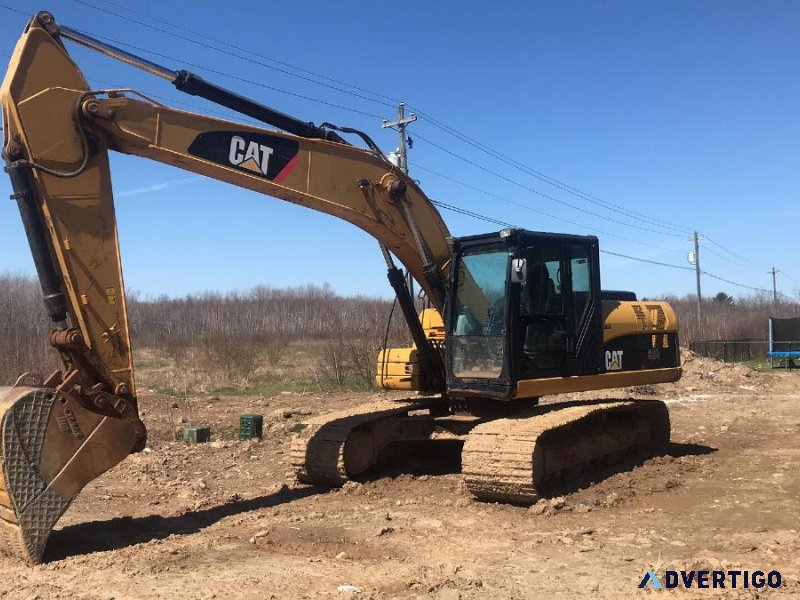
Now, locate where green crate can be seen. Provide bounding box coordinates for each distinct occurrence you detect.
[239,414,264,440]
[183,425,211,444]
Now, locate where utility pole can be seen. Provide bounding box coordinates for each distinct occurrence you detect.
[770,267,779,312]
[382,102,417,175]
[693,231,702,326]
[383,103,418,299]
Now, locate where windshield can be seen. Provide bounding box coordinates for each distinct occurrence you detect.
[451,248,507,379]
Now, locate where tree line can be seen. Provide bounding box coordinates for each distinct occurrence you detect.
[1,272,798,386]
[0,274,411,387]
[660,292,799,342]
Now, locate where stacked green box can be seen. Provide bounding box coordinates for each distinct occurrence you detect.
[183,426,211,444]
[239,414,264,440]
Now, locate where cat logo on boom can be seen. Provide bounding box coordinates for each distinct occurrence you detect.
[228,135,274,176]
[187,130,299,181]
[605,350,624,371]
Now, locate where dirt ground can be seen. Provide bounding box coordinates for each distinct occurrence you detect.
[1,351,799,599]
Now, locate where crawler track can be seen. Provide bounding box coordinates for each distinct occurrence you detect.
[290,398,438,486]
[461,400,670,504]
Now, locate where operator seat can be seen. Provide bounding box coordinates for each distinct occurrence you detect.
[522,262,567,371]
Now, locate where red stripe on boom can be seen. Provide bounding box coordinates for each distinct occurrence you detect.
[273,154,299,183]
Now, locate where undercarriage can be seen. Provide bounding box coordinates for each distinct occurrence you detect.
[291,396,671,503]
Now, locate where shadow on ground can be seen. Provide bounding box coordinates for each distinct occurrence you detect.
[536,440,718,502]
[44,486,322,562]
[667,441,717,457]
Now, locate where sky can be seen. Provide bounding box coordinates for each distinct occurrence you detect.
[0,0,799,302]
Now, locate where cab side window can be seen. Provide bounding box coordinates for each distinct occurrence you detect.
[519,246,567,372]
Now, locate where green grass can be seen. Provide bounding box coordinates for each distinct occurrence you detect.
[134,356,172,370]
[741,356,800,372]
[147,376,376,398]
[132,341,382,397]
[207,376,375,396]
[741,357,770,372]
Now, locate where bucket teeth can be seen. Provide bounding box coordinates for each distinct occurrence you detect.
[0,385,144,564]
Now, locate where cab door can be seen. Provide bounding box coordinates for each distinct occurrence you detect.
[567,242,602,375]
[448,244,509,382]
[515,237,601,380]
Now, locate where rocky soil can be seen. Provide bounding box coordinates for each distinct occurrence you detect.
[1,351,799,598]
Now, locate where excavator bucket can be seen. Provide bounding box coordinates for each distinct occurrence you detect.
[0,385,144,564]
[1,14,146,564]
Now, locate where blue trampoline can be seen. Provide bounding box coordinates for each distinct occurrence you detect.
[767,317,800,366]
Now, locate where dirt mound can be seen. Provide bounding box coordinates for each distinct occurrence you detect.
[672,347,772,393]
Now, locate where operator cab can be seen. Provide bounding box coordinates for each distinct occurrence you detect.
[446,229,602,399]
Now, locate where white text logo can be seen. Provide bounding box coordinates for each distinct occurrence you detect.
[228,135,274,176]
[605,350,624,371]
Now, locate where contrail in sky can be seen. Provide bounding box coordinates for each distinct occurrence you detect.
[115,176,202,198]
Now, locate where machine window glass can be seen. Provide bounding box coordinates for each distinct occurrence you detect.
[518,245,567,372]
[521,247,562,317]
[571,245,591,327]
[451,248,507,379]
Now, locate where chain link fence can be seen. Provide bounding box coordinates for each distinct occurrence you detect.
[689,339,799,367]
[688,340,768,363]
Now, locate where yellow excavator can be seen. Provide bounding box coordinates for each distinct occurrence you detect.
[0,12,681,564]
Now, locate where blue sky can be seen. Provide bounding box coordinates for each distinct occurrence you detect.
[1,0,798,301]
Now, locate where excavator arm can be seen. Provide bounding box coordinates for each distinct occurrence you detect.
[0,11,453,563]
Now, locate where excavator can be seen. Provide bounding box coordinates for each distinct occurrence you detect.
[0,12,681,565]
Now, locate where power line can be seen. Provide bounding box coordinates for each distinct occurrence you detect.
[26,46,708,270]
[699,246,799,294]
[601,249,694,271]
[431,200,515,229]
[412,130,687,238]
[88,0,401,106]
[698,234,798,297]
[702,270,771,295]
[0,34,695,260]
[37,15,710,244]
[68,0,397,110]
[430,197,696,272]
[68,0,695,239]
[0,3,27,17]
[412,161,685,254]
[703,271,792,300]
[782,271,800,285]
[68,29,385,119]
[704,234,770,269]
[700,240,763,271]
[67,18,690,241]
[410,108,693,236]
[0,38,695,267]
[433,195,793,295]
[16,0,797,290]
